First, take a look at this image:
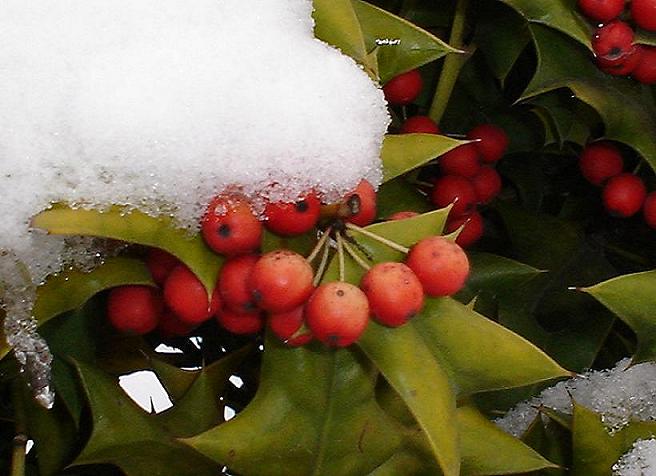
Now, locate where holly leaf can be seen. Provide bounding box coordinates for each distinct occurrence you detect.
[375,178,431,220]
[582,270,656,364]
[352,0,460,84]
[183,336,401,476]
[31,205,222,293]
[636,29,656,46]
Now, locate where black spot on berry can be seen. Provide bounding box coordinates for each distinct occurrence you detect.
[218,224,231,237]
[251,289,262,302]
[336,289,345,297]
[295,200,309,213]
[347,194,362,215]
[328,334,340,345]
[609,46,622,57]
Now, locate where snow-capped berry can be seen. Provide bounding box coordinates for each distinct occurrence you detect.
[264,192,321,236]
[269,306,313,347]
[216,309,264,335]
[383,69,423,105]
[632,0,656,31]
[218,254,260,313]
[439,144,482,178]
[360,262,425,327]
[467,124,509,163]
[578,0,625,22]
[602,173,647,218]
[431,175,478,217]
[107,285,162,335]
[344,179,377,226]
[201,195,262,256]
[145,248,181,286]
[406,236,470,296]
[445,212,484,249]
[164,265,221,325]
[305,282,369,347]
[470,166,502,203]
[579,141,624,186]
[400,115,440,134]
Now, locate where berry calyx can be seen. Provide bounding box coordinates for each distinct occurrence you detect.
[643,192,656,229]
[406,236,470,296]
[400,115,440,134]
[632,46,656,84]
[218,254,260,313]
[470,166,502,204]
[305,281,369,347]
[602,173,647,217]
[360,262,425,327]
[632,0,656,31]
[445,212,484,249]
[216,309,264,335]
[201,195,262,256]
[264,192,321,236]
[467,124,509,163]
[249,250,314,313]
[579,141,624,186]
[146,248,181,286]
[163,265,221,325]
[592,21,635,63]
[344,179,377,227]
[107,285,162,335]
[578,0,625,22]
[382,69,423,105]
[439,144,482,178]
[269,306,313,346]
[430,175,478,217]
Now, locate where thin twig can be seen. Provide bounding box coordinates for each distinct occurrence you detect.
[306,227,331,264]
[345,223,410,254]
[342,240,371,271]
[313,240,331,287]
[336,233,345,282]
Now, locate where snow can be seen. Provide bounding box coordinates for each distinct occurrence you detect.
[613,439,656,476]
[0,0,390,407]
[496,359,656,437]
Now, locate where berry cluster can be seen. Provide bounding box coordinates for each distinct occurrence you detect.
[106,179,472,348]
[579,0,656,82]
[578,141,656,227]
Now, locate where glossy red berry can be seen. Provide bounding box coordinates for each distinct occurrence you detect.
[445,212,484,249]
[157,308,196,338]
[202,195,262,256]
[578,0,625,22]
[470,166,502,203]
[633,46,656,84]
[264,192,321,236]
[164,265,221,325]
[269,306,313,346]
[439,144,482,178]
[579,141,624,186]
[383,69,423,105]
[643,192,656,229]
[406,236,470,297]
[249,250,314,313]
[107,286,162,335]
[218,254,259,313]
[467,124,509,163]
[602,173,647,217]
[632,0,656,31]
[344,180,377,226]
[145,248,180,286]
[431,175,478,217]
[400,115,440,134]
[597,45,643,76]
[592,21,635,63]
[360,262,425,327]
[305,282,369,347]
[388,211,419,221]
[216,309,264,335]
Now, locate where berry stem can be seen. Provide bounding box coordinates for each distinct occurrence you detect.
[10,382,27,476]
[336,233,346,281]
[342,240,371,271]
[306,227,332,264]
[313,238,331,287]
[345,222,410,254]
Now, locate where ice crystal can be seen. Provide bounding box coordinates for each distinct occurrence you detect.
[613,439,656,476]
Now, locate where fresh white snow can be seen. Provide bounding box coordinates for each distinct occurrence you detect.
[613,439,656,476]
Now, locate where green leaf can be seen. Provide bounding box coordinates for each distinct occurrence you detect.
[352,0,460,83]
[572,402,656,475]
[582,270,656,363]
[31,206,223,293]
[497,0,592,48]
[183,337,401,476]
[0,257,152,360]
[381,134,468,183]
[636,29,656,47]
[72,360,219,476]
[375,178,431,219]
[524,24,656,171]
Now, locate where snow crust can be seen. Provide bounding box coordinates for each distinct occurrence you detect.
[496,359,656,437]
[613,439,656,476]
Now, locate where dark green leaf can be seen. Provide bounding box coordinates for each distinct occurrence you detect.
[375,178,431,219]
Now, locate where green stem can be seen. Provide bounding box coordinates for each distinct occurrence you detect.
[428,0,472,124]
[313,241,331,287]
[306,228,331,264]
[345,223,410,254]
[11,382,27,476]
[336,234,345,282]
[342,241,371,271]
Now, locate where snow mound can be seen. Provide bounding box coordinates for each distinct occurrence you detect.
[613,439,656,476]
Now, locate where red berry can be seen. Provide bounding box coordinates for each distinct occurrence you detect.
[579,141,624,186]
[264,192,321,236]
[383,69,423,106]
[158,308,196,338]
[360,262,425,327]
[602,173,647,217]
[201,195,262,256]
[388,211,419,220]
[643,192,656,229]
[216,309,264,335]
[406,236,470,296]
[145,248,180,286]
[344,180,377,226]
[164,265,221,325]
[439,144,482,178]
[269,306,313,346]
[430,175,478,217]
[578,0,625,22]
[597,45,643,75]
[249,250,314,313]
[445,212,484,249]
[470,166,502,203]
[107,286,162,335]
[467,124,509,163]
[633,46,656,84]
[632,0,656,31]
[400,116,440,134]
[592,21,635,63]
[218,254,259,313]
[305,282,369,347]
